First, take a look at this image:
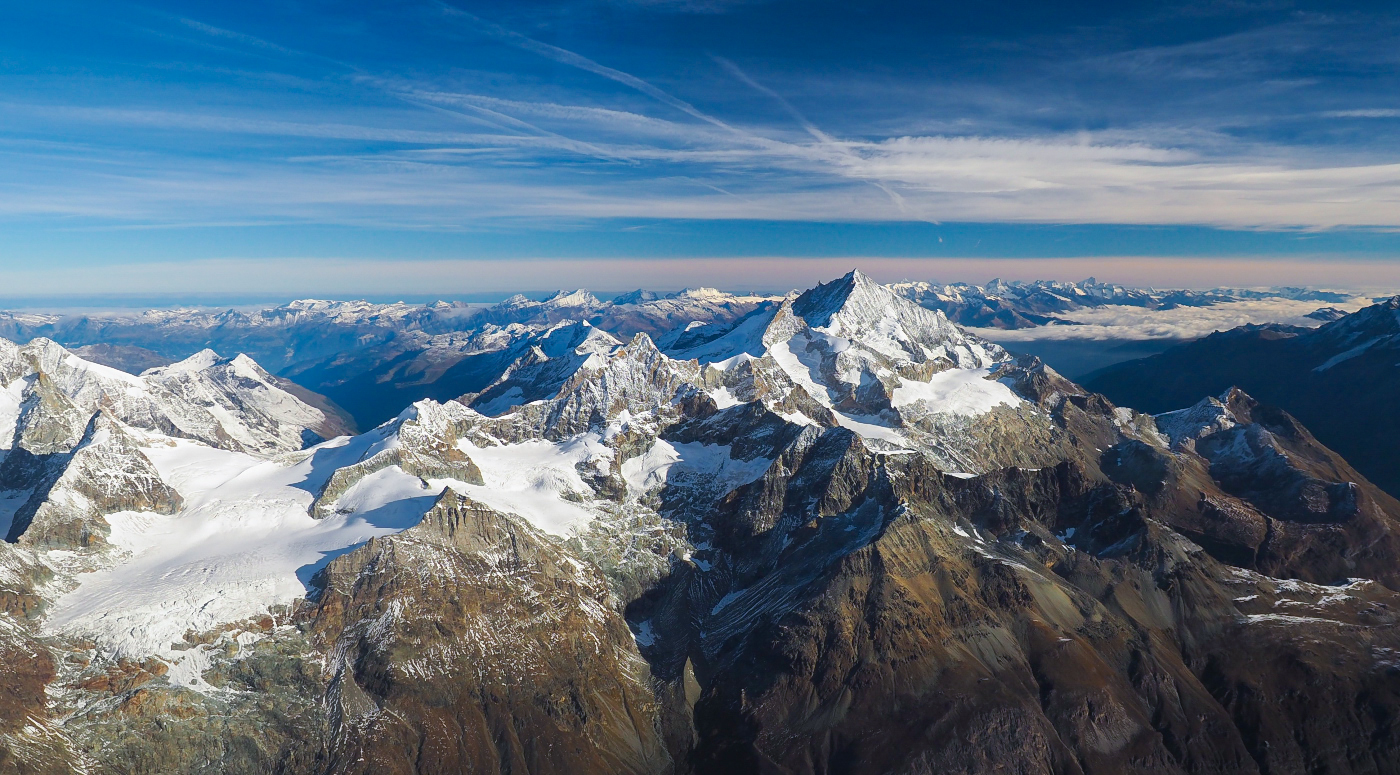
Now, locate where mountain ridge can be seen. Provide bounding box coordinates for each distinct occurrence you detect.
[1085,294,1400,498]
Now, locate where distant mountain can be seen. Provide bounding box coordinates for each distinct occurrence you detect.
[1085,295,1400,497]
[5,272,1400,773]
[0,290,772,429]
[1305,306,1350,322]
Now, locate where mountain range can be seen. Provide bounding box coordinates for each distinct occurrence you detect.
[0,279,1353,435]
[1086,295,1400,499]
[0,290,773,431]
[3,270,1399,774]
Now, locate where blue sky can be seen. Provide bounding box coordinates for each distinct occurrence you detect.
[1,0,1399,295]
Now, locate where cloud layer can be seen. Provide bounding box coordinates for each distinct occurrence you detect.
[977,297,1374,343]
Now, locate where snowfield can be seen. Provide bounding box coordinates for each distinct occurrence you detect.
[621,439,772,497]
[42,430,440,667]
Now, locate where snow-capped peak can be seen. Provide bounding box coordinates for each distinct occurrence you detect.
[543,289,602,308]
[0,337,343,458]
[789,269,891,329]
[789,269,1002,368]
[144,348,223,376]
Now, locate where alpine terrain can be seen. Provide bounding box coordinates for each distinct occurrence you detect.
[2,271,1399,775]
[0,280,1349,430]
[0,289,773,430]
[1086,295,1400,498]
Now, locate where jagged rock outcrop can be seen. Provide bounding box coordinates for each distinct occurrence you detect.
[1123,387,1400,586]
[307,492,670,775]
[8,411,182,547]
[654,447,1400,774]
[461,322,623,416]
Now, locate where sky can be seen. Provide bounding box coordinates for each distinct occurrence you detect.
[1,0,1399,296]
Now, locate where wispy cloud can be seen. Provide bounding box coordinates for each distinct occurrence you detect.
[1322,109,1400,118]
[7,101,1399,229]
[432,2,744,134]
[1,1,1398,236]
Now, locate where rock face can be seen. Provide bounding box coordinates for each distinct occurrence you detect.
[1085,295,1400,497]
[308,492,669,775]
[3,272,1400,775]
[8,411,182,547]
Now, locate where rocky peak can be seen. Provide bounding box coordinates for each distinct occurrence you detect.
[308,490,670,774]
[462,322,626,417]
[14,370,92,456]
[612,289,661,305]
[541,333,702,436]
[1153,387,1255,450]
[8,410,183,548]
[790,269,987,363]
[791,269,890,329]
[1315,294,1400,344]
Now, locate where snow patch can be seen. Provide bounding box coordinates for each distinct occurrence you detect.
[708,386,743,409]
[621,439,771,496]
[890,367,1019,416]
[0,376,29,450]
[1314,336,1384,371]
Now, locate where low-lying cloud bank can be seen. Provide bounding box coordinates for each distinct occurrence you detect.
[974,296,1377,343]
